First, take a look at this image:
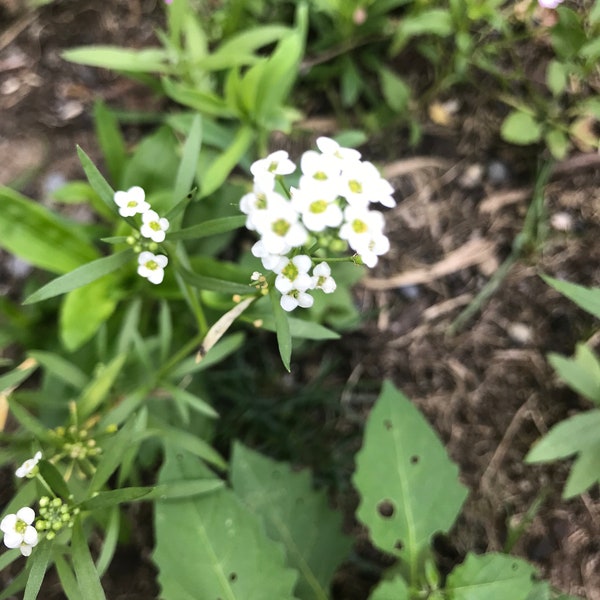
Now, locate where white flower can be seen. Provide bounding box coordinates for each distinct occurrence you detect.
[290,186,343,232]
[240,182,289,232]
[140,210,169,243]
[312,262,336,293]
[137,251,168,284]
[538,0,563,7]
[1,507,38,556]
[339,206,390,267]
[253,203,308,255]
[339,160,396,208]
[274,255,316,312]
[299,150,342,193]
[316,136,362,163]
[250,240,287,271]
[15,451,42,479]
[113,186,150,217]
[250,150,296,181]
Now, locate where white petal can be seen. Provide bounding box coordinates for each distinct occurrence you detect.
[313,262,331,277]
[0,514,17,533]
[292,254,312,273]
[275,275,293,294]
[138,251,154,265]
[296,292,314,308]
[127,186,145,203]
[20,544,33,557]
[23,526,38,546]
[154,255,168,268]
[280,294,299,312]
[16,507,35,525]
[3,531,23,548]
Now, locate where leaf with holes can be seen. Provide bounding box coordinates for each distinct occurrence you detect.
[446,553,536,600]
[153,445,299,600]
[352,381,468,571]
[231,443,352,600]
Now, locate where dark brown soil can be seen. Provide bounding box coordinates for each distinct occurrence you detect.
[1,1,598,599]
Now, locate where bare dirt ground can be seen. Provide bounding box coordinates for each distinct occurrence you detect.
[1,1,599,599]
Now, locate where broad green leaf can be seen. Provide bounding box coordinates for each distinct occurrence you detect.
[232,443,352,600]
[378,67,411,112]
[501,111,543,145]
[71,519,107,600]
[391,9,453,54]
[24,250,132,304]
[551,8,586,59]
[545,129,569,160]
[546,60,568,96]
[77,146,118,216]
[27,351,88,390]
[199,126,254,198]
[168,215,246,241]
[541,275,600,319]
[526,411,600,461]
[368,575,410,600]
[353,381,468,567]
[173,115,202,204]
[548,344,600,406]
[446,553,536,600]
[0,187,98,274]
[23,539,53,600]
[154,446,298,600]
[63,46,169,73]
[94,100,126,186]
[270,287,292,372]
[59,274,120,351]
[77,354,127,421]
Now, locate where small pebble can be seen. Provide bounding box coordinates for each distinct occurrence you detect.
[508,322,533,345]
[550,211,573,232]
[487,160,510,185]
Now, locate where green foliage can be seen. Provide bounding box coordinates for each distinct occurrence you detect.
[154,446,299,600]
[353,381,468,574]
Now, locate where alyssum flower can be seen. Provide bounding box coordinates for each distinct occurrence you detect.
[140,210,170,243]
[15,451,42,479]
[138,251,168,285]
[1,507,39,556]
[113,186,150,217]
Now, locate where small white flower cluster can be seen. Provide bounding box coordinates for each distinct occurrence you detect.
[15,450,42,478]
[113,186,170,284]
[241,139,394,311]
[1,507,38,556]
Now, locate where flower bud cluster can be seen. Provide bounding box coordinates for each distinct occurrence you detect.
[240,138,394,311]
[113,186,170,284]
[51,425,101,463]
[36,496,79,541]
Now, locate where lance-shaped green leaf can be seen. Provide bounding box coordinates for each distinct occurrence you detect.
[231,443,352,600]
[27,351,88,390]
[0,362,37,392]
[71,519,107,600]
[63,46,170,73]
[168,215,246,241]
[24,250,132,304]
[23,539,53,600]
[94,100,126,186]
[77,147,117,216]
[77,354,127,420]
[270,287,292,372]
[446,553,536,600]
[541,275,600,319]
[353,381,468,571]
[162,383,219,419]
[7,398,53,442]
[173,114,202,204]
[154,446,298,600]
[38,460,71,500]
[0,187,98,274]
[525,410,600,498]
[177,266,251,295]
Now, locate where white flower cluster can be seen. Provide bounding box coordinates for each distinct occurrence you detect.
[241,138,394,311]
[113,186,170,284]
[1,507,38,556]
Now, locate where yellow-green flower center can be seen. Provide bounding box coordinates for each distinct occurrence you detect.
[127,200,137,207]
[15,519,27,534]
[146,260,159,271]
[255,193,267,209]
[272,219,291,236]
[348,180,362,194]
[309,200,328,214]
[352,219,368,234]
[268,160,278,172]
[282,262,299,281]
[149,221,161,232]
[313,171,327,181]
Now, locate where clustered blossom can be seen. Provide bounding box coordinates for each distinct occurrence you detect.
[1,507,38,556]
[113,187,169,284]
[241,138,394,311]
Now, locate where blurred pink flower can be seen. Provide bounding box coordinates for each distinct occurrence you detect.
[538,0,563,8]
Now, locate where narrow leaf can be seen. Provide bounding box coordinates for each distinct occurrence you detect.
[77,354,127,420]
[178,267,251,295]
[94,100,126,185]
[27,351,88,390]
[77,146,117,216]
[167,215,246,241]
[71,519,107,600]
[542,275,600,319]
[548,344,600,406]
[23,540,53,600]
[24,251,132,304]
[173,115,202,202]
[270,287,292,372]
